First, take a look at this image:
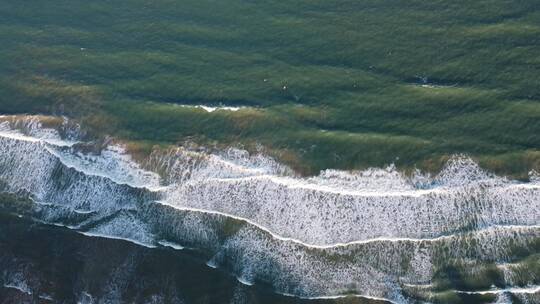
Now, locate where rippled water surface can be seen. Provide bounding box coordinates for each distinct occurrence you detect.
[1,2,540,303]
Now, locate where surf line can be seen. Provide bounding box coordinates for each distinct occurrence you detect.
[0,129,78,147]
[0,130,164,192]
[184,172,540,198]
[277,290,399,304]
[154,201,540,250]
[455,285,540,295]
[43,145,168,192]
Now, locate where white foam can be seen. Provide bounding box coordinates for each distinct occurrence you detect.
[206,260,218,269]
[2,271,33,296]
[199,105,243,112]
[155,200,540,249]
[0,116,162,191]
[39,294,54,301]
[235,276,254,286]
[158,240,185,250]
[0,128,77,147]
[84,212,155,246]
[456,285,540,295]
[81,232,157,249]
[0,116,78,147]
[280,292,399,304]
[3,284,32,295]
[46,144,163,190]
[176,104,244,113]
[162,161,540,245]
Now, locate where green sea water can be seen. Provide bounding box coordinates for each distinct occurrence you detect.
[1,0,539,177]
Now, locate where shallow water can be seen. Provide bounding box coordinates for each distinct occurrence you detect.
[0,116,538,303]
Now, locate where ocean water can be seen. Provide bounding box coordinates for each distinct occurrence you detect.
[2,1,540,302]
[0,115,538,303]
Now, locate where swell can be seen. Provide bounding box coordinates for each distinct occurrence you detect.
[0,115,162,190]
[155,200,540,249]
[166,173,540,245]
[3,127,537,247]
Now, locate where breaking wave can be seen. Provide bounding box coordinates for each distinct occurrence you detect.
[0,115,538,303]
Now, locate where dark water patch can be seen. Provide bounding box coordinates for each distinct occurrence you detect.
[0,212,388,304]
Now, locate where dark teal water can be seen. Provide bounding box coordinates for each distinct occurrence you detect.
[0,212,387,304]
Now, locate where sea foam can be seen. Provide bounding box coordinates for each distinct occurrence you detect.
[0,115,538,303]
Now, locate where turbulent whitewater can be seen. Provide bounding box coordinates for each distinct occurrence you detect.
[0,115,539,303]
